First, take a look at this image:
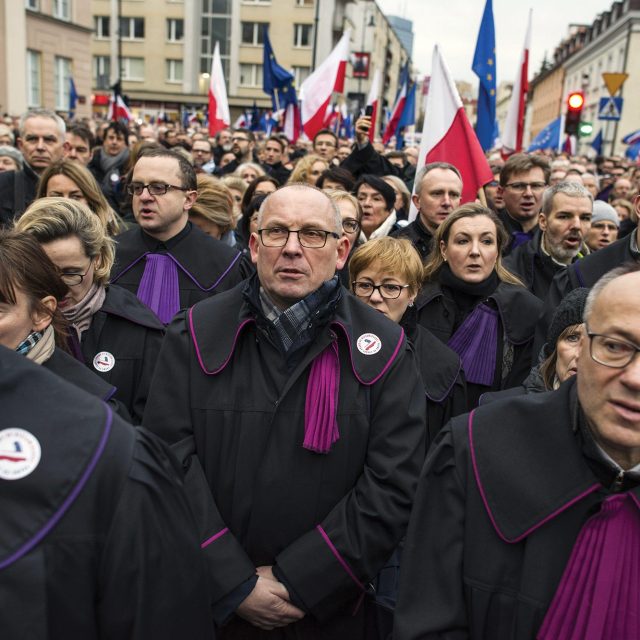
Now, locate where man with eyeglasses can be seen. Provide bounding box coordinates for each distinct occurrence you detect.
[111,148,245,323]
[217,128,257,176]
[191,139,216,174]
[505,182,593,301]
[496,153,550,255]
[395,262,640,640]
[143,184,425,638]
[0,109,66,226]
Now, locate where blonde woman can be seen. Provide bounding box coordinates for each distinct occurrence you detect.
[189,174,237,246]
[418,203,542,409]
[15,197,164,423]
[288,153,328,185]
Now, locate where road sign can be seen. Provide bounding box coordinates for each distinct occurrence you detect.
[598,96,623,121]
[602,72,628,96]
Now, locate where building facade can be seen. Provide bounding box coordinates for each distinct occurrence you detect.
[0,0,92,118]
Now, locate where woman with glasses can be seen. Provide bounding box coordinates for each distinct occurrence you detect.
[15,197,164,423]
[0,230,131,419]
[418,203,542,410]
[36,159,126,236]
[326,189,363,287]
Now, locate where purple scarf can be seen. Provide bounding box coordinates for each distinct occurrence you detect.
[447,303,498,386]
[538,492,640,640]
[136,253,180,324]
[303,342,340,454]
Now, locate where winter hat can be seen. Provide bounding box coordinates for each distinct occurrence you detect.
[544,287,589,358]
[591,200,620,227]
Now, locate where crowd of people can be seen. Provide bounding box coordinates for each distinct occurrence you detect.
[1,106,640,639]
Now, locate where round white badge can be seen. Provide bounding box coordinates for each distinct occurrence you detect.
[0,428,42,480]
[357,333,382,356]
[93,351,115,372]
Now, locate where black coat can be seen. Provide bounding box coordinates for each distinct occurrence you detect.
[391,217,434,262]
[416,280,542,410]
[394,378,640,639]
[43,346,131,421]
[0,164,39,226]
[112,223,247,313]
[143,283,426,637]
[87,148,129,214]
[534,231,639,359]
[340,142,415,190]
[0,348,213,639]
[78,285,164,423]
[261,161,291,185]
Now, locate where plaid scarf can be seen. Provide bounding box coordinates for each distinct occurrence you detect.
[259,275,341,353]
[15,330,43,356]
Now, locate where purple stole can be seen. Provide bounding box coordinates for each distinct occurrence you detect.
[136,253,180,324]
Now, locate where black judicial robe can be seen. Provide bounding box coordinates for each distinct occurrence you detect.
[394,378,640,640]
[534,232,638,359]
[111,222,247,311]
[79,284,164,423]
[143,284,426,637]
[0,348,213,639]
[416,281,542,410]
[43,346,131,421]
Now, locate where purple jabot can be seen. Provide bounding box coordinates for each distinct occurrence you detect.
[447,303,498,386]
[67,333,85,363]
[304,342,340,454]
[538,493,640,640]
[136,253,180,324]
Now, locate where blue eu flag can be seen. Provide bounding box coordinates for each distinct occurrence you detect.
[263,26,297,110]
[527,117,562,152]
[472,0,497,151]
[69,77,79,119]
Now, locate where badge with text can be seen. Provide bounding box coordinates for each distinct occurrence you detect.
[0,428,42,480]
[357,333,382,355]
[93,351,115,372]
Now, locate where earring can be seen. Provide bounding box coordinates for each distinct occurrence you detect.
[408,301,414,307]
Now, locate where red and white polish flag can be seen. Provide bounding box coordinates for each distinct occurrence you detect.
[300,30,351,140]
[366,69,382,143]
[501,9,532,155]
[382,76,407,145]
[409,45,493,221]
[108,95,132,122]
[208,41,230,137]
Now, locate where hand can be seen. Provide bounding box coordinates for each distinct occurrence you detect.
[256,565,278,582]
[355,116,371,145]
[236,576,305,630]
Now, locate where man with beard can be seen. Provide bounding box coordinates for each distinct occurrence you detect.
[497,154,550,254]
[217,129,256,176]
[213,128,232,164]
[505,182,592,301]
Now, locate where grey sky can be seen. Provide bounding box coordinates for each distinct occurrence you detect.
[376,0,615,86]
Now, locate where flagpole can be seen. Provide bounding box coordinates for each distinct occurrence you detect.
[274,88,280,113]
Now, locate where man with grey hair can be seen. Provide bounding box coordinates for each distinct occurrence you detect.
[143,183,425,638]
[0,108,65,226]
[392,162,463,260]
[505,181,593,301]
[395,262,640,639]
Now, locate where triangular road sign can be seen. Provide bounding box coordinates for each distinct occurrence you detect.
[602,72,628,96]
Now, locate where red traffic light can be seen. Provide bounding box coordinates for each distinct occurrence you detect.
[567,92,584,110]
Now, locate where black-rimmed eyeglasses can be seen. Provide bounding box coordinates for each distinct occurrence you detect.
[258,227,340,248]
[342,218,361,234]
[587,330,640,368]
[127,182,189,196]
[352,281,410,299]
[59,262,93,286]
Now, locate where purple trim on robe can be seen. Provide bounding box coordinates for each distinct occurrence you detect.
[303,342,340,454]
[0,405,113,570]
[136,253,181,324]
[511,231,533,250]
[447,303,498,386]
[110,252,150,282]
[67,333,85,363]
[574,262,586,288]
[200,527,229,549]
[467,410,601,544]
[316,525,365,591]
[538,493,640,640]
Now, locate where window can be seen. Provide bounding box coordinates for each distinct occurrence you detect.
[294,24,313,47]
[93,55,111,89]
[239,63,263,87]
[166,59,183,83]
[119,17,145,40]
[241,22,265,46]
[53,0,70,20]
[120,57,145,81]
[26,50,41,107]
[296,0,314,5]
[200,0,231,83]
[94,16,110,38]
[293,66,310,86]
[242,0,270,4]
[167,18,184,42]
[25,0,40,10]
[54,56,72,110]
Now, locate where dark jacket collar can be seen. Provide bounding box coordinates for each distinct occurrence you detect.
[100,285,164,331]
[417,280,541,345]
[188,282,406,385]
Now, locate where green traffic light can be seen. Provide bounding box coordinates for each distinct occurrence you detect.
[579,121,593,137]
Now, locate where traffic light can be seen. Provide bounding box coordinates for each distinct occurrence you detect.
[579,121,593,137]
[565,91,584,136]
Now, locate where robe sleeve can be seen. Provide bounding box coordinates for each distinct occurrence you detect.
[393,424,469,640]
[143,313,256,604]
[131,325,164,424]
[97,428,214,640]
[274,343,426,622]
